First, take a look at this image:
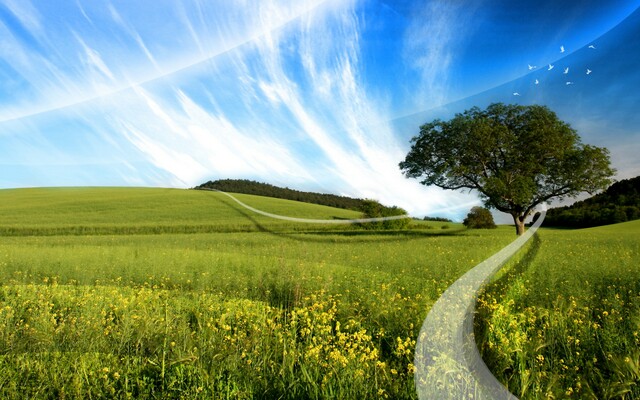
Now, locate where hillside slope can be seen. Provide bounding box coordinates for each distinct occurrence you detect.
[0,187,362,235]
[195,179,366,210]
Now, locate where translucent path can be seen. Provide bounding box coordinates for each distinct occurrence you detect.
[205,187,544,398]
[203,188,410,224]
[414,210,546,399]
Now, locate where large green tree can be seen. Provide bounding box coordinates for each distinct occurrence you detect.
[399,103,615,235]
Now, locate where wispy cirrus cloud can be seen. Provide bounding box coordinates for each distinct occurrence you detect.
[106,3,159,71]
[0,0,42,37]
[74,34,116,84]
[103,83,314,188]
[402,0,482,109]
[20,0,640,220]
[50,0,473,217]
[161,0,476,216]
[0,1,329,122]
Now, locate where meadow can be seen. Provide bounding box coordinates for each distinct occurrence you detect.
[476,220,640,399]
[0,187,516,399]
[3,187,638,399]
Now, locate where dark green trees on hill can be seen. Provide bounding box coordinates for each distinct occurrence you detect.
[196,179,364,210]
[195,179,412,228]
[545,176,640,228]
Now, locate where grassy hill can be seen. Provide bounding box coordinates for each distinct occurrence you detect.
[0,186,502,399]
[580,217,640,233]
[0,187,363,235]
[0,187,637,398]
[194,180,415,224]
[195,179,367,211]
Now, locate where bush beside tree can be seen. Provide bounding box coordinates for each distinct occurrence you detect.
[463,206,497,229]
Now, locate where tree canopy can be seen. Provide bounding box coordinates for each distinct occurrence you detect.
[399,103,615,235]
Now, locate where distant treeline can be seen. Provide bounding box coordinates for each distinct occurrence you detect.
[195,179,427,226]
[544,176,640,228]
[195,179,368,211]
[422,216,453,223]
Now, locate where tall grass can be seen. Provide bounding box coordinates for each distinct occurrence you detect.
[475,220,640,399]
[0,187,512,399]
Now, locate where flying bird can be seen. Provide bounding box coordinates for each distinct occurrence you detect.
[588,44,596,49]
[528,64,537,70]
[564,67,569,74]
[535,79,539,85]
[586,68,592,75]
[566,81,574,85]
[560,45,565,53]
[513,92,521,96]
[548,64,554,71]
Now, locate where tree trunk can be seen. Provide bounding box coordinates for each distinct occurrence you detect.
[512,214,526,236]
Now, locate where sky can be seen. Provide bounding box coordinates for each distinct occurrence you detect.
[1,0,640,221]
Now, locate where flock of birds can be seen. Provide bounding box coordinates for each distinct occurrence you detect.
[512,44,596,96]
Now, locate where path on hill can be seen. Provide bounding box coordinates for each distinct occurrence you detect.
[414,209,546,399]
[206,188,545,399]
[203,188,410,224]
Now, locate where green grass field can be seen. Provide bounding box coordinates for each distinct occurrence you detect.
[476,220,640,399]
[1,187,638,399]
[0,187,367,235]
[0,187,514,399]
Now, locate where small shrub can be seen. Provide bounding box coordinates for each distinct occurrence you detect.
[463,206,496,229]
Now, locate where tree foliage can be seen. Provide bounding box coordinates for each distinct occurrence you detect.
[399,103,615,235]
[463,206,497,229]
[422,216,452,222]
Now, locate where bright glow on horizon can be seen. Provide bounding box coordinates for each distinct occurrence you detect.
[1,0,639,220]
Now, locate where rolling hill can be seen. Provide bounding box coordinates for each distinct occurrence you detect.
[195,179,368,211]
[0,187,362,235]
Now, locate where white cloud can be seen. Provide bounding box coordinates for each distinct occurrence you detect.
[198,0,479,218]
[133,88,188,139]
[0,1,328,124]
[117,120,209,186]
[75,0,93,24]
[106,3,159,71]
[0,0,483,220]
[100,84,314,189]
[84,46,116,82]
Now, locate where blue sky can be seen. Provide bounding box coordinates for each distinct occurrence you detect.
[1,0,639,221]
